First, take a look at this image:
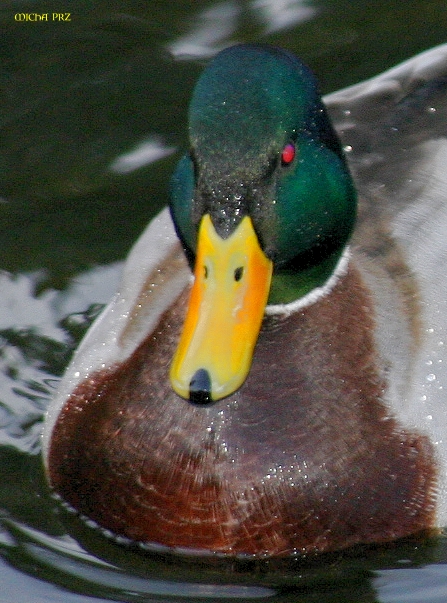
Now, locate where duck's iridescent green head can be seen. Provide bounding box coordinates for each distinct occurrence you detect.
[169,44,357,403]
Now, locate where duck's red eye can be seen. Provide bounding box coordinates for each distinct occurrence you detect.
[281,142,296,166]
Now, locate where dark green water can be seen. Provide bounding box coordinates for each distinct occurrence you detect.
[1,0,447,601]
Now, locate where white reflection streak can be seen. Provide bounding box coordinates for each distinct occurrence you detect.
[167,1,240,60]
[109,137,176,175]
[252,0,317,33]
[373,565,447,603]
[13,522,275,599]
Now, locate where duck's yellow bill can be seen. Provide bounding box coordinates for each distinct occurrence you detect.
[170,214,273,403]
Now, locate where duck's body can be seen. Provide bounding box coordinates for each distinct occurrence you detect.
[43,44,447,557]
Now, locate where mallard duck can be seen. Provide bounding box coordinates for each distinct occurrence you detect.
[43,43,447,558]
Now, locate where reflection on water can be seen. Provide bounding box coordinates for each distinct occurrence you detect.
[2,0,447,601]
[3,522,275,600]
[109,137,176,175]
[167,1,240,59]
[0,267,120,453]
[252,0,317,34]
[167,0,317,59]
[373,564,447,603]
